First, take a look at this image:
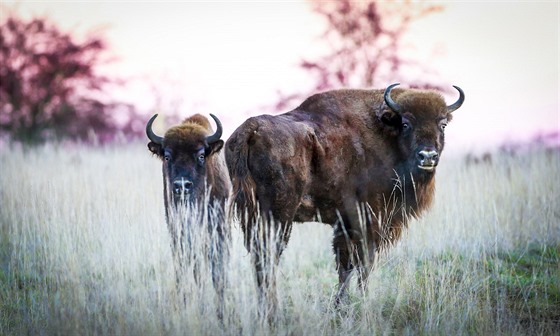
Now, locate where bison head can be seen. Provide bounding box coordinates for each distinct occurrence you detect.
[146,114,224,205]
[380,83,464,174]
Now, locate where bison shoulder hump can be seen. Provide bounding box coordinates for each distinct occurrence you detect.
[183,114,211,130]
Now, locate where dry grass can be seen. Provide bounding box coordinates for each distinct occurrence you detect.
[1,143,559,335]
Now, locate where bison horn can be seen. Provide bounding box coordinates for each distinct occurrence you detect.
[384,83,403,114]
[146,114,163,145]
[447,85,465,113]
[205,114,223,145]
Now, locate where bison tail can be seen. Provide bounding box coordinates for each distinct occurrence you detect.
[225,123,258,227]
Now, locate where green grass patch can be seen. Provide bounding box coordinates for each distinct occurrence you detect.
[488,243,560,330]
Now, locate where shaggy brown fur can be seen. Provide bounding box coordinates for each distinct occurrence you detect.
[147,113,230,315]
[148,114,230,215]
[226,85,464,308]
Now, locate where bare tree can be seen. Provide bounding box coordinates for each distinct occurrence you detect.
[0,15,139,144]
[276,0,443,110]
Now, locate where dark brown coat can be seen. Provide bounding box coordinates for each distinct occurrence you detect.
[146,113,230,306]
[147,113,230,214]
[226,84,464,306]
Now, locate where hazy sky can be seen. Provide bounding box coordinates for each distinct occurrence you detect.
[3,1,559,153]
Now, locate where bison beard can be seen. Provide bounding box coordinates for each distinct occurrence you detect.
[226,83,464,313]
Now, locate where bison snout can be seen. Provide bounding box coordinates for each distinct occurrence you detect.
[417,149,439,171]
[173,178,193,195]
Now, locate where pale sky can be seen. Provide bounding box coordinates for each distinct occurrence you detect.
[3,1,559,154]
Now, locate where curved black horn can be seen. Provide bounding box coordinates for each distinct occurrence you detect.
[206,114,223,145]
[146,114,163,145]
[384,83,403,113]
[447,85,465,113]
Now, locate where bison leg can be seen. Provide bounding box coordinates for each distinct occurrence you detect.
[354,237,377,294]
[169,232,190,306]
[246,212,293,321]
[333,221,355,305]
[333,214,379,305]
[354,206,380,295]
[209,214,230,321]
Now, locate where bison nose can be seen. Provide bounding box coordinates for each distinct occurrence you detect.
[418,150,438,162]
[173,178,193,194]
[417,148,439,170]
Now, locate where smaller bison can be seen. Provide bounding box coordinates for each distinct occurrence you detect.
[146,113,230,312]
[226,83,464,311]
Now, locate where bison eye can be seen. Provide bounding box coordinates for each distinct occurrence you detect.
[164,153,171,161]
[402,122,411,132]
[198,153,205,165]
[401,117,411,133]
[440,123,447,131]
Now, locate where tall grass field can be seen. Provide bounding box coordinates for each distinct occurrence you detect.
[1,143,559,335]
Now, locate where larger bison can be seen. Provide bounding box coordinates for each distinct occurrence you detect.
[146,113,230,309]
[226,83,464,309]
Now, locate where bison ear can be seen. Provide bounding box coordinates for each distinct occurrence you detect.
[148,141,164,158]
[379,111,402,128]
[206,140,224,156]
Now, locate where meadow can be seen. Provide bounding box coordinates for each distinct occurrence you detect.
[1,142,558,335]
